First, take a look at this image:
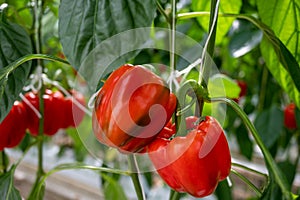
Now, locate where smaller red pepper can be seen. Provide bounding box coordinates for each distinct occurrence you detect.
[284,103,297,130]
[24,89,65,136]
[0,101,27,151]
[62,89,86,128]
[147,116,231,198]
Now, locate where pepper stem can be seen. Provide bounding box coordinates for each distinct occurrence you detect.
[128,154,146,200]
[209,97,293,200]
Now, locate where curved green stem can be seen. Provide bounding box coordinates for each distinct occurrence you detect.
[156,0,170,23]
[232,162,268,179]
[169,189,181,200]
[31,163,129,198]
[128,154,146,200]
[209,97,292,199]
[231,169,262,197]
[1,54,70,81]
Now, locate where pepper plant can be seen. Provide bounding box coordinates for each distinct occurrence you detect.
[0,0,299,200]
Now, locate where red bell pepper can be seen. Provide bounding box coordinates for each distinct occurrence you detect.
[284,103,297,130]
[92,64,177,153]
[0,101,27,150]
[147,116,231,197]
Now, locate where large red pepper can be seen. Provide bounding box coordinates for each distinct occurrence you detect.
[92,64,177,153]
[0,101,27,151]
[147,116,231,198]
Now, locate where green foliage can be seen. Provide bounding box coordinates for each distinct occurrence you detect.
[0,166,22,200]
[0,9,32,122]
[254,106,284,149]
[257,0,300,108]
[191,0,242,44]
[58,0,156,70]
[101,173,128,200]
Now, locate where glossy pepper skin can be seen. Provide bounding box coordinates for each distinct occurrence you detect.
[92,64,177,153]
[62,89,86,128]
[24,89,65,136]
[0,101,27,151]
[147,116,231,198]
[284,103,297,130]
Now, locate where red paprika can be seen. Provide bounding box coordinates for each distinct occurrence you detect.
[24,89,65,136]
[284,103,297,130]
[92,64,177,153]
[0,101,27,150]
[62,89,86,128]
[147,116,231,198]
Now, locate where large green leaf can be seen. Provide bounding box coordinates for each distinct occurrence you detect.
[191,0,242,44]
[0,9,32,122]
[228,13,300,108]
[257,0,300,62]
[260,37,300,109]
[257,0,300,107]
[58,0,156,70]
[0,166,22,200]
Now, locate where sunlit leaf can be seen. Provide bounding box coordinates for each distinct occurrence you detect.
[191,0,242,44]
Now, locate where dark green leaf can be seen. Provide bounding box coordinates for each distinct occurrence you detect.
[102,174,128,200]
[254,106,283,148]
[0,166,22,200]
[215,180,232,200]
[228,20,263,58]
[59,0,156,70]
[295,108,300,128]
[0,10,32,122]
[191,0,242,44]
[236,124,253,160]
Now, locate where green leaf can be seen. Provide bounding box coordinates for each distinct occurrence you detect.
[0,166,22,200]
[254,106,283,148]
[0,10,32,122]
[102,174,128,200]
[215,180,233,200]
[256,0,300,101]
[236,124,253,160]
[59,0,156,70]
[260,37,300,109]
[228,19,263,58]
[208,74,240,98]
[191,0,242,44]
[257,0,300,62]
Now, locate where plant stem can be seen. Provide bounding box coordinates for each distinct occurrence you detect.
[0,150,7,173]
[231,169,262,197]
[232,162,268,179]
[209,97,293,199]
[169,189,181,200]
[128,154,146,200]
[196,0,219,117]
[156,0,170,23]
[32,163,129,198]
[1,54,69,80]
